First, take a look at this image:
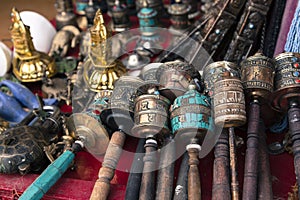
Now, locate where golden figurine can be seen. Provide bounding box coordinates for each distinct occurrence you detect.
[10,8,56,82]
[83,9,126,92]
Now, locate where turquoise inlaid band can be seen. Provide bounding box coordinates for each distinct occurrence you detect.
[171,113,213,134]
[19,150,75,200]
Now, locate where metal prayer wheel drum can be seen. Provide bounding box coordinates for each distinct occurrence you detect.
[168,3,190,30]
[203,61,239,97]
[213,77,246,128]
[111,1,131,32]
[156,60,201,102]
[170,85,213,145]
[138,7,158,37]
[100,76,146,134]
[141,63,162,85]
[272,52,300,112]
[241,53,275,102]
[131,91,170,143]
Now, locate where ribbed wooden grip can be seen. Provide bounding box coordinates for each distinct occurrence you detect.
[212,129,231,200]
[258,122,273,200]
[243,102,260,200]
[288,106,300,198]
[156,138,175,200]
[139,140,158,200]
[90,131,126,200]
[187,146,201,200]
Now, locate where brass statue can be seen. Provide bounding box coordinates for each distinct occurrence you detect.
[10,8,56,82]
[83,9,126,92]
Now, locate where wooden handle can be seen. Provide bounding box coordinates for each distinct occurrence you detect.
[187,144,201,200]
[258,121,273,200]
[173,152,189,200]
[155,138,175,200]
[90,131,126,200]
[139,139,158,200]
[229,127,239,200]
[288,105,300,198]
[212,129,231,200]
[125,138,146,200]
[243,102,260,200]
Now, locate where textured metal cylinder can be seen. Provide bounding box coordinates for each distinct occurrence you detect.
[241,53,275,101]
[213,77,246,128]
[273,52,300,111]
[168,4,190,30]
[138,7,158,36]
[131,92,170,140]
[170,85,213,145]
[111,2,131,31]
[136,0,164,17]
[157,60,200,101]
[100,76,145,133]
[141,63,162,85]
[203,61,239,96]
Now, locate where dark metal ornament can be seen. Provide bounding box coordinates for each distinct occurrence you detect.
[55,0,78,30]
[241,52,276,102]
[136,0,165,18]
[141,63,162,85]
[0,106,61,174]
[168,3,190,31]
[224,0,273,63]
[273,52,300,112]
[111,0,131,32]
[156,60,201,101]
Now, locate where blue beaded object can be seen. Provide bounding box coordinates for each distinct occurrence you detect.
[170,86,213,135]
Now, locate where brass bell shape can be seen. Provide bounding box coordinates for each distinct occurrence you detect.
[10,8,56,82]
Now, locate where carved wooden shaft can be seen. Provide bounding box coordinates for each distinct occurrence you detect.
[258,122,273,200]
[242,101,260,200]
[155,138,175,200]
[173,152,189,200]
[187,144,201,200]
[212,129,231,200]
[288,103,300,198]
[229,127,239,200]
[139,139,158,200]
[90,131,126,200]
[125,138,145,200]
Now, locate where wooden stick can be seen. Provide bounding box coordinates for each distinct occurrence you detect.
[258,121,273,200]
[90,131,126,200]
[242,101,260,200]
[187,144,201,200]
[125,138,145,200]
[173,152,189,200]
[229,127,239,200]
[139,139,158,200]
[155,138,175,200]
[212,129,231,200]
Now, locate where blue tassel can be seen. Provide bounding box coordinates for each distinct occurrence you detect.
[285,0,300,52]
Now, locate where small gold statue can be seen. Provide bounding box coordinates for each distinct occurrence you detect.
[83,9,126,92]
[10,8,56,82]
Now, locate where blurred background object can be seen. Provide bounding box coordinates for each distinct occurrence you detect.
[0,0,56,48]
